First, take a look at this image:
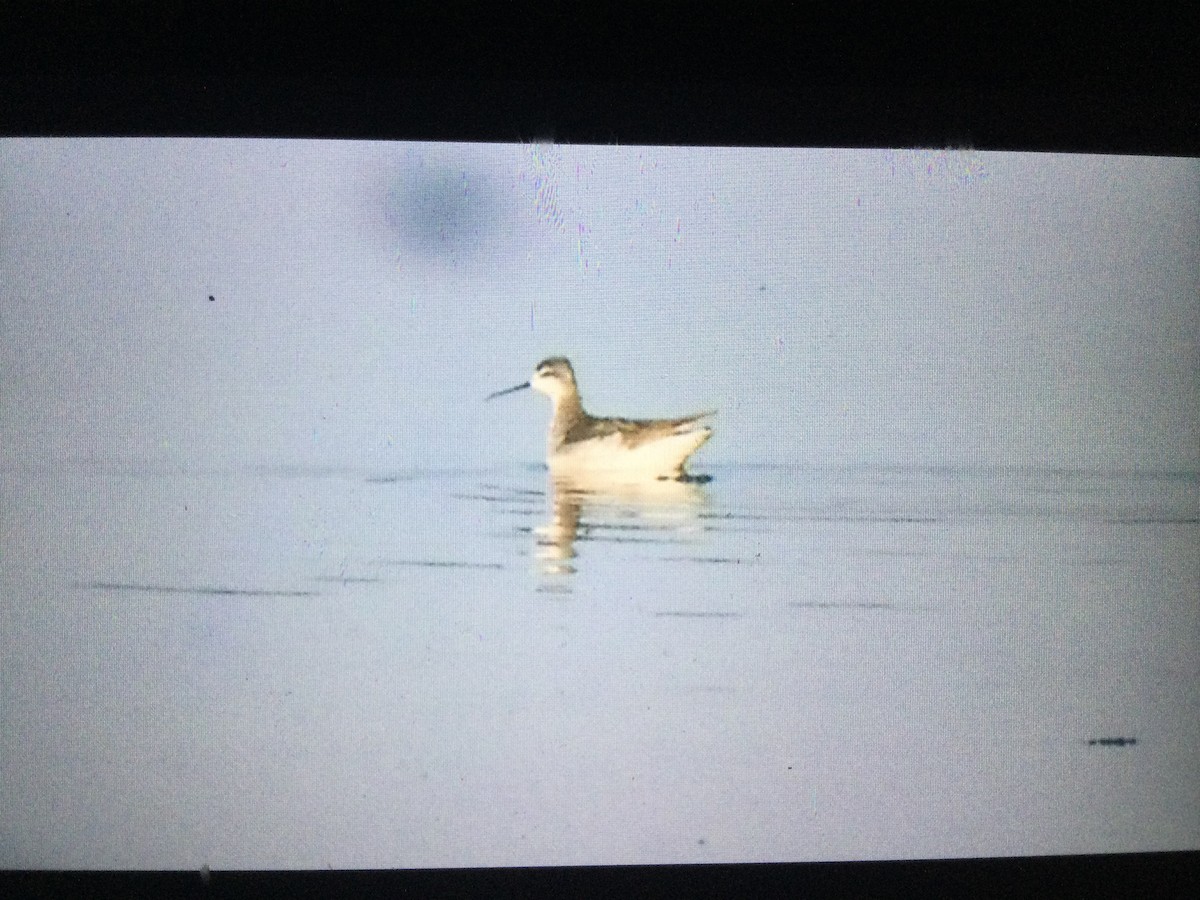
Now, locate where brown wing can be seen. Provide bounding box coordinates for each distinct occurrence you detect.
[564,411,715,449]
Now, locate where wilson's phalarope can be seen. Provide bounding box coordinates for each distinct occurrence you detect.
[487,357,714,481]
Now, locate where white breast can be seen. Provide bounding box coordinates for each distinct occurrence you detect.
[548,427,711,480]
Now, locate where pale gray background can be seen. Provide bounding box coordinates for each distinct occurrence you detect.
[3,142,1195,474]
[1,141,1197,868]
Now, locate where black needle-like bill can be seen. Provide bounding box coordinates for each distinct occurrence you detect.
[485,381,531,400]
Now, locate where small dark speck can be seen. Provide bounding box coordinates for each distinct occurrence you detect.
[697,838,707,846]
[208,295,215,302]
[758,284,766,291]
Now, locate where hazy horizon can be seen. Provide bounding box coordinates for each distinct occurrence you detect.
[2,140,1197,868]
[2,140,1196,475]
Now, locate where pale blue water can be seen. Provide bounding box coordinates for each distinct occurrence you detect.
[2,458,1196,867]
[2,139,1197,867]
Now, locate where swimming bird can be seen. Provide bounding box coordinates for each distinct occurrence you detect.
[487,357,714,482]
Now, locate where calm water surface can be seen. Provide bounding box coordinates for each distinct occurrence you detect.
[4,141,1198,869]
[2,459,1196,867]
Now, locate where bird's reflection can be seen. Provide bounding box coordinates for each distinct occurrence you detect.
[533,474,710,587]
